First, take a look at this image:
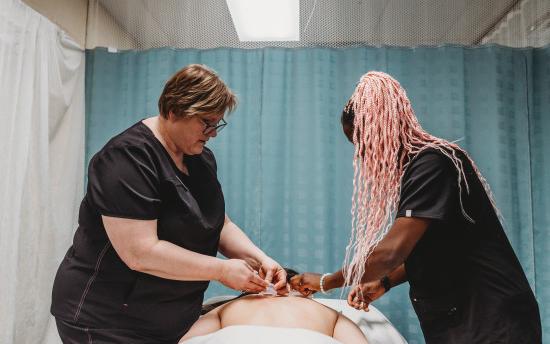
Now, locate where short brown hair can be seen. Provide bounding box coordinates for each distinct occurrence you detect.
[158,64,237,119]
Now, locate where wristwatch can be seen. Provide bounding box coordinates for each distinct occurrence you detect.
[380,275,391,292]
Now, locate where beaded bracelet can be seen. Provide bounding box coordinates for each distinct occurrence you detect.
[320,273,331,294]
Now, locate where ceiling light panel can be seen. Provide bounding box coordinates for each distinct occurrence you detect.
[226,0,299,41]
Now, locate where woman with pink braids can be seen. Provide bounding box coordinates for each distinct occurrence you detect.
[290,71,541,343]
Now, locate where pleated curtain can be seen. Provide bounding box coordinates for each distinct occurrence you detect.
[85,45,550,344]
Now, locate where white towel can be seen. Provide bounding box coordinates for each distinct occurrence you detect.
[180,325,342,344]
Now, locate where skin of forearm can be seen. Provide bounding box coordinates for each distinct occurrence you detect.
[385,264,407,288]
[355,217,429,284]
[358,246,404,283]
[132,239,224,281]
[218,218,267,266]
[326,270,346,291]
[326,261,406,291]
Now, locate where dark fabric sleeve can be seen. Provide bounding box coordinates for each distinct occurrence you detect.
[87,145,161,220]
[200,147,217,174]
[396,150,460,221]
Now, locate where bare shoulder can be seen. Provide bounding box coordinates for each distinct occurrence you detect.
[224,294,337,312]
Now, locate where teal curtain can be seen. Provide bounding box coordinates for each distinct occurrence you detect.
[85,46,550,344]
[531,47,550,344]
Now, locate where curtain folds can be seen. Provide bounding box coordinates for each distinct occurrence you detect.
[0,1,85,343]
[84,45,549,344]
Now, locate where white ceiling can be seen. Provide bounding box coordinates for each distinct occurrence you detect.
[91,0,520,49]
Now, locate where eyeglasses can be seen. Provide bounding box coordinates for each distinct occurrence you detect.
[201,117,227,135]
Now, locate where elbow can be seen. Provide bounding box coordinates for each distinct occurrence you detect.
[126,259,143,272]
[119,247,152,272]
[122,254,144,272]
[117,239,159,272]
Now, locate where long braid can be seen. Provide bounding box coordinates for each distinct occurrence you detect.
[342,71,501,288]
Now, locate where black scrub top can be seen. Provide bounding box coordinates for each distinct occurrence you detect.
[397,148,541,344]
[51,121,225,342]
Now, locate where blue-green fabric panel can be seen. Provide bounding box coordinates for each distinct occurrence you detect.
[85,45,549,344]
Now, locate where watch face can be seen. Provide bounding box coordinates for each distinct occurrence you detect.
[381,276,391,291]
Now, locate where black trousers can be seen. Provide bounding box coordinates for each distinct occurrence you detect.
[55,318,178,344]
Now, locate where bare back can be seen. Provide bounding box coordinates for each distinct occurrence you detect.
[180,295,369,343]
[219,295,338,336]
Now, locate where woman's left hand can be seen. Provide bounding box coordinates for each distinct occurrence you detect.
[347,280,386,311]
[258,256,287,293]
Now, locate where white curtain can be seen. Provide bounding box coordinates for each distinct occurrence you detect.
[0,1,85,343]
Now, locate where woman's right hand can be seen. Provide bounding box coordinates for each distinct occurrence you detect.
[218,259,269,293]
[289,272,322,296]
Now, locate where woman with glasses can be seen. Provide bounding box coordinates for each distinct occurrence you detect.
[51,64,287,344]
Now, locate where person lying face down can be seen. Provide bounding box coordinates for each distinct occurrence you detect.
[179,269,368,344]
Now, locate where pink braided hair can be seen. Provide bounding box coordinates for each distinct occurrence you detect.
[342,71,501,288]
